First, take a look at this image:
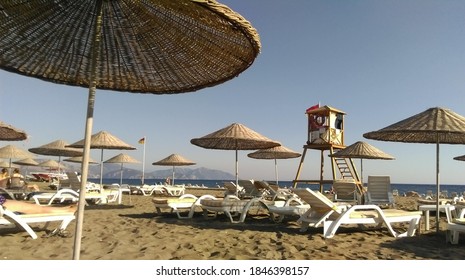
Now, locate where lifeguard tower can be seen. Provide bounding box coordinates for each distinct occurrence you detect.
[292,105,362,192]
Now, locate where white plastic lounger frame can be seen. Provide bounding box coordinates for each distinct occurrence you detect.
[444,204,465,244]
[0,205,75,239]
[152,194,216,219]
[200,195,267,223]
[32,189,80,205]
[322,204,421,238]
[162,185,185,196]
[295,188,421,238]
[265,196,310,223]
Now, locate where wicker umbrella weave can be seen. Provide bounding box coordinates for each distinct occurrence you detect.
[0,121,27,141]
[0,0,260,93]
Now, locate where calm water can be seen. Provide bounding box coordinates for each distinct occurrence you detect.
[88,178,465,196]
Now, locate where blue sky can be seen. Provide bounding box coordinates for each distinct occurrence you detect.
[2,0,465,184]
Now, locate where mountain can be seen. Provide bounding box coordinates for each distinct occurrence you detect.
[28,161,234,180]
[102,165,234,180]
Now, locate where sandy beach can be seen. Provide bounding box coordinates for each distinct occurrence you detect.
[1,184,465,260]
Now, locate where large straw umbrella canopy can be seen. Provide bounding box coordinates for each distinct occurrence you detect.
[152,154,196,186]
[38,159,65,170]
[191,123,281,188]
[0,145,35,174]
[0,0,260,260]
[363,107,465,232]
[329,141,395,185]
[247,145,301,185]
[68,131,136,187]
[0,121,27,141]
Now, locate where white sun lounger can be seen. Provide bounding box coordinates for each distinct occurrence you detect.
[152,194,216,219]
[294,188,421,238]
[0,205,76,239]
[199,195,272,223]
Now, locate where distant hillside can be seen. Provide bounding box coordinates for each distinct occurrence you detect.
[26,162,234,180]
[102,165,234,180]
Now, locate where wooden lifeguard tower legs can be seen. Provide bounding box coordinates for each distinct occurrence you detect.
[292,144,361,192]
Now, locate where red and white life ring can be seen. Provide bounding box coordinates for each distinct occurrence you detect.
[310,115,326,129]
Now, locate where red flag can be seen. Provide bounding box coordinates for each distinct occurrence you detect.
[306,103,320,113]
[138,137,145,144]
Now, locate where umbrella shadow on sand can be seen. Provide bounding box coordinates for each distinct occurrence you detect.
[378,232,465,259]
[84,204,135,211]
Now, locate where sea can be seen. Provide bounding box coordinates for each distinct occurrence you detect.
[87,178,465,196]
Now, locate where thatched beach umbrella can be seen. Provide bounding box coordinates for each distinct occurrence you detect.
[29,140,83,183]
[363,107,465,232]
[453,155,465,161]
[248,145,301,185]
[13,158,39,178]
[29,140,83,158]
[13,158,39,167]
[0,145,35,174]
[104,153,140,204]
[329,141,395,185]
[0,0,260,260]
[0,121,27,141]
[152,154,196,186]
[68,131,136,187]
[104,153,140,186]
[38,159,65,170]
[191,123,281,188]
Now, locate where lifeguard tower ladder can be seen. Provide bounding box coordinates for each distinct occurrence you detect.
[292,105,362,192]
